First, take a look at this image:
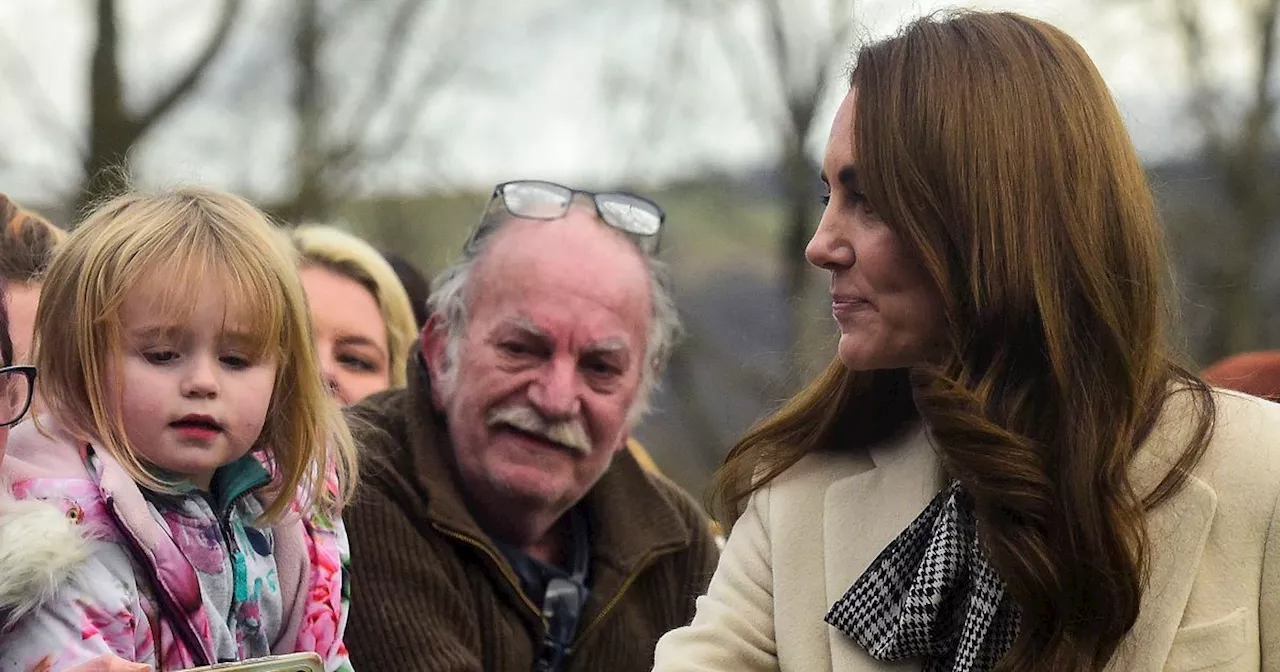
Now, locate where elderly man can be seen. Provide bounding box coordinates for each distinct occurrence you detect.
[344,181,719,671]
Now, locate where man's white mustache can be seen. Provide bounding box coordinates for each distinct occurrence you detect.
[486,404,592,456]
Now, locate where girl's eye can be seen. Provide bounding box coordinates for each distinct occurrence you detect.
[144,351,177,364]
[220,355,251,369]
[820,192,831,206]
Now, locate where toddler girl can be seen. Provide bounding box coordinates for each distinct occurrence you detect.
[0,188,359,671]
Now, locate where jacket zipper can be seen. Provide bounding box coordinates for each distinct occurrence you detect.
[107,496,213,667]
[432,522,545,622]
[207,486,265,616]
[571,545,678,648]
[435,521,682,661]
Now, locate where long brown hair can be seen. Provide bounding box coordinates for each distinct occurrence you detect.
[713,11,1215,670]
[0,278,11,366]
[0,194,66,283]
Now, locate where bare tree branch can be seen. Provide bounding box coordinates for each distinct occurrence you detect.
[339,58,465,175]
[280,0,475,220]
[761,0,793,100]
[612,0,697,179]
[280,0,325,224]
[1241,0,1278,153]
[329,4,477,208]
[0,29,87,160]
[78,0,245,212]
[135,0,245,133]
[661,0,855,387]
[1173,0,1226,153]
[334,0,433,159]
[704,0,788,129]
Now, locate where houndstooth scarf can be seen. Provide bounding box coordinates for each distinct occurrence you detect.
[825,481,1021,671]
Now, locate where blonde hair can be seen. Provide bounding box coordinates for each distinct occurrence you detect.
[290,225,417,387]
[34,187,358,522]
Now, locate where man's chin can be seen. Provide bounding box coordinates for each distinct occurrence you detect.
[484,463,572,507]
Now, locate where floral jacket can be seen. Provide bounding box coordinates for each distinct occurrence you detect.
[0,419,352,672]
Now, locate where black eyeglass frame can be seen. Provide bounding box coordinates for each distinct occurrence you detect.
[0,365,36,427]
[465,180,666,256]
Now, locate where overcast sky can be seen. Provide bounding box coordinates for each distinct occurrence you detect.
[0,0,1261,207]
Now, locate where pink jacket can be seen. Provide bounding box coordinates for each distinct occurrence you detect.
[0,419,351,672]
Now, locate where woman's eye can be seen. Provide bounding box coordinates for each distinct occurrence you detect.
[848,190,881,219]
[820,192,831,206]
[337,353,377,373]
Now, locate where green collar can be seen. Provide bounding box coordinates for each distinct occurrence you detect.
[209,453,272,513]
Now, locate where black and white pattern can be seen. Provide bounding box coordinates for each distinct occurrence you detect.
[825,481,1021,671]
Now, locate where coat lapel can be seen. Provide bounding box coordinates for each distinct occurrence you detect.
[813,386,1218,672]
[1104,388,1220,670]
[1106,456,1217,670]
[824,424,943,672]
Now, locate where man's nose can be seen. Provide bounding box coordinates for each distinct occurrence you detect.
[527,359,581,419]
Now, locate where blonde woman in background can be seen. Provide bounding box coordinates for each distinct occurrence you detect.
[291,225,417,405]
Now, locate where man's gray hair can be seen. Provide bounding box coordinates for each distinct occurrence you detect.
[427,225,682,427]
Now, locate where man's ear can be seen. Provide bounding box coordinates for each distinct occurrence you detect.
[421,314,449,411]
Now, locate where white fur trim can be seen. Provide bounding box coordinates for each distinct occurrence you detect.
[0,495,88,628]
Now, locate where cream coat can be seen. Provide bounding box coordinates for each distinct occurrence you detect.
[653,389,1280,671]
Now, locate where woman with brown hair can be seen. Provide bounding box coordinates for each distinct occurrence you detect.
[0,194,66,364]
[654,10,1280,672]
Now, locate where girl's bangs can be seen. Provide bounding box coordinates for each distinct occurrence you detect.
[119,242,287,360]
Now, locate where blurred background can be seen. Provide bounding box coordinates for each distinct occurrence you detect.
[0,0,1275,497]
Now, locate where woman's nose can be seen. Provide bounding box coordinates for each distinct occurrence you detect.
[806,211,855,271]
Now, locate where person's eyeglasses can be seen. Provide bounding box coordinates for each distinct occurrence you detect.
[0,365,35,427]
[466,180,665,255]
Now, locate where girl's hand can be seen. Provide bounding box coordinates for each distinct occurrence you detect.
[65,654,152,672]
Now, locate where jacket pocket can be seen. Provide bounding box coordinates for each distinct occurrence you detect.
[1164,607,1247,670]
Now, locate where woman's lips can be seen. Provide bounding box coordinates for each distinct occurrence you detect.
[832,297,873,317]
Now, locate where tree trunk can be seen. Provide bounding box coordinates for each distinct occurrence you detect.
[1218,149,1273,355]
[78,0,133,217]
[780,128,822,387]
[279,0,329,225]
[74,0,243,218]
